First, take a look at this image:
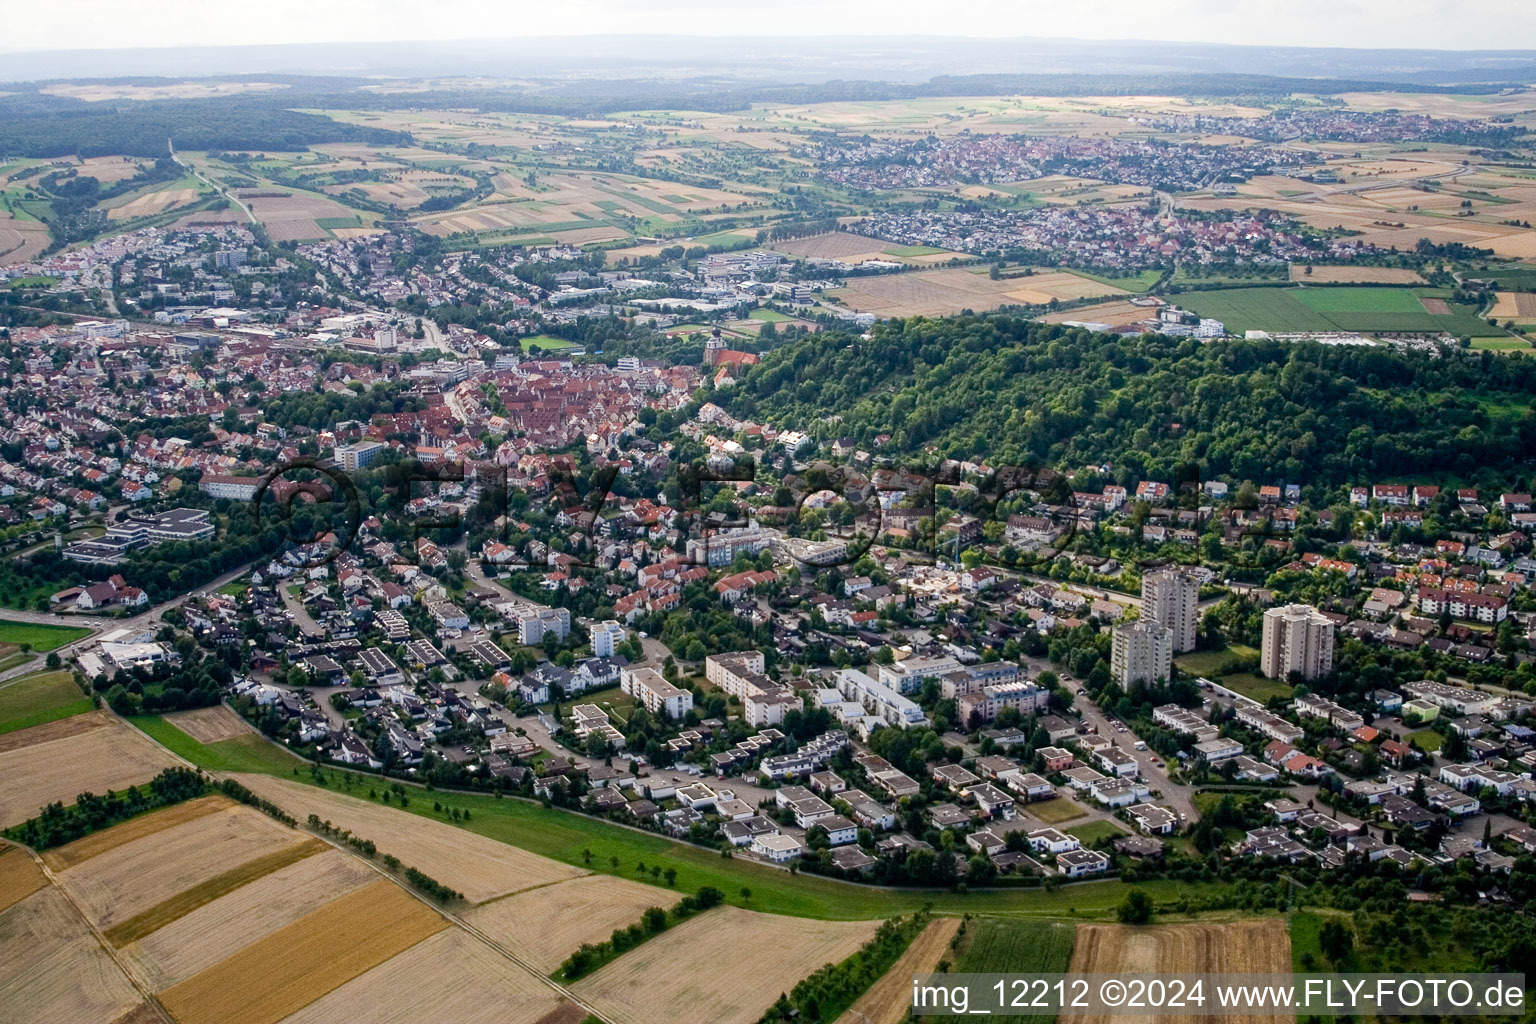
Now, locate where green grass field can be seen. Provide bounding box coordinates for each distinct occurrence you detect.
[929,919,1076,1024]
[1023,798,1087,825]
[1471,337,1534,353]
[1173,644,1257,678]
[884,244,948,257]
[1180,286,1503,337]
[1407,728,1443,752]
[1066,820,1126,845]
[0,670,92,734]
[1219,673,1295,703]
[0,620,93,652]
[132,714,307,773]
[520,334,578,352]
[748,307,794,322]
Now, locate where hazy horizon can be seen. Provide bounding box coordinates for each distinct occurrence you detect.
[6,1,1536,58]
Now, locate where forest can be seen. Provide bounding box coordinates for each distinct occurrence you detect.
[0,103,409,158]
[723,318,1536,493]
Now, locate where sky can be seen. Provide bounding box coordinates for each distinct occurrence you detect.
[5,0,1536,54]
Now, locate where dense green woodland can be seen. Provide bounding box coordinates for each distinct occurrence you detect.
[0,104,408,158]
[726,318,1536,489]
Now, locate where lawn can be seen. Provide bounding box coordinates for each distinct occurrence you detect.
[1066,820,1126,845]
[153,729,1220,920]
[928,919,1075,1024]
[216,581,248,597]
[1173,644,1257,678]
[0,669,92,734]
[1219,673,1295,703]
[748,307,794,322]
[1023,798,1086,825]
[520,334,578,352]
[1407,728,1443,752]
[1471,337,1533,353]
[131,714,308,773]
[1180,286,1503,337]
[0,620,93,652]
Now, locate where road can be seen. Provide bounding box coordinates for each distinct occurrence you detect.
[1072,686,1199,824]
[169,139,257,225]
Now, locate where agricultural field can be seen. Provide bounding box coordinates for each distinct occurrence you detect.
[1067,919,1291,1024]
[131,715,307,774]
[1040,298,1161,328]
[0,844,46,914]
[571,905,878,1024]
[40,794,231,872]
[163,703,252,743]
[230,773,587,903]
[0,620,92,652]
[279,928,571,1024]
[157,879,448,1024]
[836,916,962,1024]
[831,266,1126,318]
[771,231,961,265]
[464,873,670,973]
[924,919,1076,1024]
[0,886,143,1024]
[121,848,378,990]
[0,670,92,735]
[55,801,308,932]
[0,712,180,827]
[233,186,374,242]
[106,185,202,221]
[1289,264,1426,284]
[1179,286,1503,337]
[1490,291,1536,319]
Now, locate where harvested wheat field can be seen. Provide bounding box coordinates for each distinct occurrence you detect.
[0,706,108,754]
[0,887,142,1024]
[122,848,378,990]
[0,844,46,914]
[57,803,304,931]
[832,267,1125,318]
[771,231,894,260]
[1491,292,1536,318]
[465,874,670,973]
[231,774,584,903]
[41,794,230,871]
[1041,299,1158,328]
[1290,265,1425,284]
[163,704,250,743]
[278,927,566,1024]
[573,906,878,1024]
[0,714,179,827]
[1068,919,1292,1024]
[107,187,199,220]
[158,879,446,1024]
[836,916,962,1024]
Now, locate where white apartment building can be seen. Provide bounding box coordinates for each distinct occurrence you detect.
[620,665,694,719]
[1110,620,1172,687]
[1141,567,1200,653]
[591,619,626,658]
[1260,604,1335,680]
